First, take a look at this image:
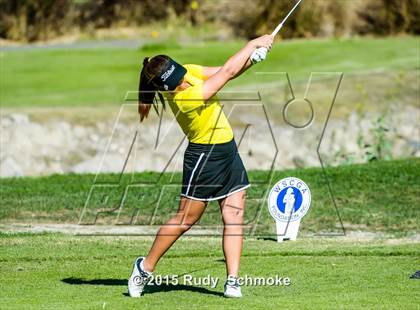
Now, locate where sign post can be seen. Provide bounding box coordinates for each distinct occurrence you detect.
[267,177,311,242]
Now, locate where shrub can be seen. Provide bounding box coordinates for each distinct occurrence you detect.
[355,0,420,35]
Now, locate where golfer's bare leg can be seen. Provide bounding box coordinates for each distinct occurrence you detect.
[143,197,206,272]
[219,190,246,277]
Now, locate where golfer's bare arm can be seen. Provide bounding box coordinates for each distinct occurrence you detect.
[202,67,221,79]
[203,60,252,80]
[201,35,272,101]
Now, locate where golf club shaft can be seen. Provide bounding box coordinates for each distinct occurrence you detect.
[271,0,303,37]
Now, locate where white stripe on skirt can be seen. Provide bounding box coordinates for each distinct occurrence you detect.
[185,152,205,196]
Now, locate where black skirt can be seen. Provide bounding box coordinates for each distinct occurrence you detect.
[181,139,250,201]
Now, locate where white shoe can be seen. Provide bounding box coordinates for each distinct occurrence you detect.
[224,275,242,298]
[128,257,152,297]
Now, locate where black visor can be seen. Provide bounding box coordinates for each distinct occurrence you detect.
[139,56,186,105]
[154,58,187,91]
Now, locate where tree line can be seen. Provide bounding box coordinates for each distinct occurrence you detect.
[0,0,419,42]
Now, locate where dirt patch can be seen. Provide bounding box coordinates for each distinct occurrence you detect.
[1,223,419,241]
[0,223,222,236]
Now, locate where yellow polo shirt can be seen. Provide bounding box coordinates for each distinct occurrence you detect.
[166,64,233,144]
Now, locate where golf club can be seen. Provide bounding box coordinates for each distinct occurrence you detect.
[251,0,303,63]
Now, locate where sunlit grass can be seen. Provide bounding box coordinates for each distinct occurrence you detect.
[2,36,419,107]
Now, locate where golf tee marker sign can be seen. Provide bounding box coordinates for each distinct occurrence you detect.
[268,177,311,242]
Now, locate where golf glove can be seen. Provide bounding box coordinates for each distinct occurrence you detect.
[250,47,268,64]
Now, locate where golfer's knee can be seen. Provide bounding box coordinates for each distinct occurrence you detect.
[222,204,244,224]
[174,213,199,232]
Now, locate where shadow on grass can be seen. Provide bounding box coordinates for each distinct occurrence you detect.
[62,278,224,297]
[256,237,277,242]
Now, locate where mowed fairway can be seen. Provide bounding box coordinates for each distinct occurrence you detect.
[2,36,419,107]
[0,159,418,309]
[1,159,419,234]
[0,234,419,309]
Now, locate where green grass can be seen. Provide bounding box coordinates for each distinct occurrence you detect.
[1,36,419,107]
[1,159,419,235]
[0,234,419,309]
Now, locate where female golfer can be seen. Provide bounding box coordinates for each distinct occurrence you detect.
[128,34,274,298]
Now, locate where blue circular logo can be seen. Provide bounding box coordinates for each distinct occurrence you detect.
[276,187,303,214]
[268,177,311,222]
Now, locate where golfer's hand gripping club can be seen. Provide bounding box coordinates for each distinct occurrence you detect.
[250,47,268,64]
[249,34,273,64]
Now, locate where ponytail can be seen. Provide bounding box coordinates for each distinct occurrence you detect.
[138,57,156,104]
